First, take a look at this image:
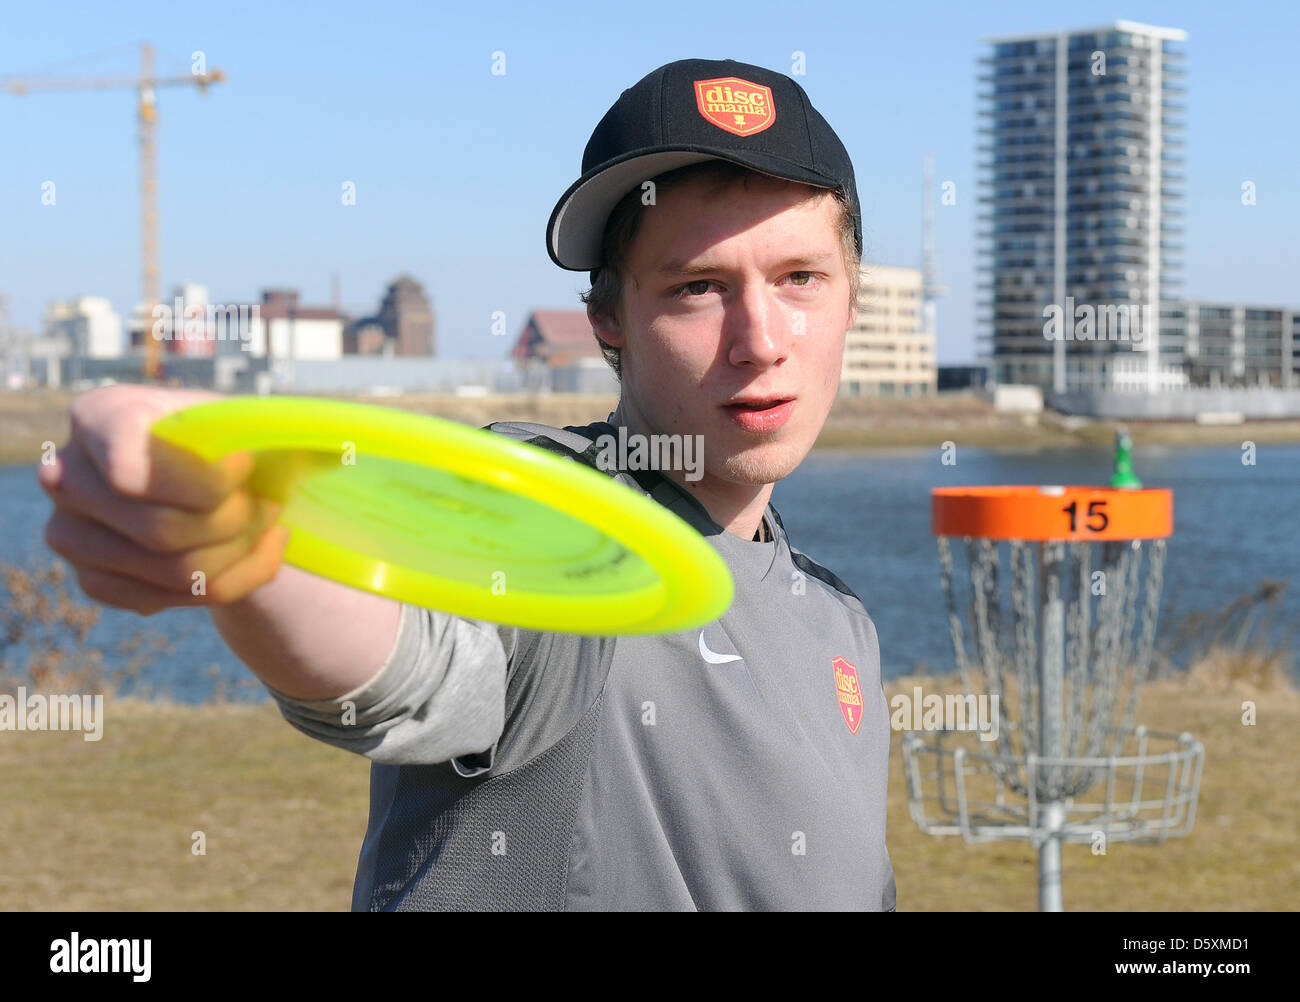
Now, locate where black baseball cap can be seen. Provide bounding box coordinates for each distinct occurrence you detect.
[546,58,861,272]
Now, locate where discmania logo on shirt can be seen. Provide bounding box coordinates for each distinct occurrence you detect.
[832,656,864,734]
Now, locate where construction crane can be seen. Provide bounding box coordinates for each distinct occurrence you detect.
[2,42,224,380]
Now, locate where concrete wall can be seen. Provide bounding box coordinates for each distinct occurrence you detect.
[1048,388,1300,419]
[51,355,616,396]
[283,358,526,393]
[986,384,1043,414]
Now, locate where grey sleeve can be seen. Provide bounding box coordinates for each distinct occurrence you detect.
[262,602,507,766]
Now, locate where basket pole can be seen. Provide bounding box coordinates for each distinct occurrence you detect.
[1038,540,1066,911]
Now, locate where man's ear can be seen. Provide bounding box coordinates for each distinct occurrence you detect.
[589,304,626,349]
[847,298,857,331]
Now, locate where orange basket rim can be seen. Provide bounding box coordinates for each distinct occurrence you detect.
[931,485,1172,541]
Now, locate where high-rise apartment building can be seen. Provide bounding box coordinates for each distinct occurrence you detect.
[979,20,1187,393]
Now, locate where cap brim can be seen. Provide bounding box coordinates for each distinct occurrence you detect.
[546,147,842,271]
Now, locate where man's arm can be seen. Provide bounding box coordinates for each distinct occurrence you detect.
[208,563,403,700]
[211,567,508,767]
[40,385,506,764]
[255,598,508,767]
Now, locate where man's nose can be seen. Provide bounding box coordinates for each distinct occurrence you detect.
[725,280,791,368]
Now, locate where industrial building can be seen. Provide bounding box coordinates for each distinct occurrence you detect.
[43,297,123,361]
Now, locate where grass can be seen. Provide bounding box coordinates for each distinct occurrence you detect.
[3,659,1295,911]
[1,698,369,910]
[883,658,1299,911]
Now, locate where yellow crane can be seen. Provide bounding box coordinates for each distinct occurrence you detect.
[3,42,224,380]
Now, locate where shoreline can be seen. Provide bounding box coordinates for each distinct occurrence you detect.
[4,389,1300,466]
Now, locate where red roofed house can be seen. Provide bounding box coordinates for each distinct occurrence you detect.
[511,310,605,367]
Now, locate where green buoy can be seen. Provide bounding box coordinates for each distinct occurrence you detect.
[1109,426,1143,489]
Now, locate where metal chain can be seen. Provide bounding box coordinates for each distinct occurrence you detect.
[936,536,972,688]
[1084,540,1126,759]
[1113,538,1166,745]
[1064,541,1095,790]
[1011,539,1037,766]
[934,528,1169,803]
[1104,540,1145,756]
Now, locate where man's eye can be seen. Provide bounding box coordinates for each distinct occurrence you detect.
[679,280,714,297]
[789,272,816,287]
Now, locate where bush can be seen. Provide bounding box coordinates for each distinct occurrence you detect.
[0,558,169,697]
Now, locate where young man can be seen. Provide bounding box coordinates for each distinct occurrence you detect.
[38,58,895,911]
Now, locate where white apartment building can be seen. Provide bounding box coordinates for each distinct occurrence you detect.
[842,264,937,397]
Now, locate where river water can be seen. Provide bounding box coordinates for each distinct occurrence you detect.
[2,443,1296,701]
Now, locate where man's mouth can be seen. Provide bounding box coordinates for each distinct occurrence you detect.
[721,396,796,433]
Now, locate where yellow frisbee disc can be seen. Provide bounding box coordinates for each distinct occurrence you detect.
[150,397,733,635]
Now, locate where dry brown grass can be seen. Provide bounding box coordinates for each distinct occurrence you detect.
[0,698,369,910]
[0,656,1290,910]
[884,659,1299,911]
[0,390,74,465]
[1183,643,1294,696]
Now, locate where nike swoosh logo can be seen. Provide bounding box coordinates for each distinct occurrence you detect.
[699,631,742,664]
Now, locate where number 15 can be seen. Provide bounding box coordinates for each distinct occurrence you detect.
[1062,500,1109,533]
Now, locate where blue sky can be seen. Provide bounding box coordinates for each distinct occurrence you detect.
[1,0,1295,364]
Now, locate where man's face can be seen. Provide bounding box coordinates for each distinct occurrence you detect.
[595,173,855,487]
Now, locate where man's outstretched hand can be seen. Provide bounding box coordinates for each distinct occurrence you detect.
[38,385,291,616]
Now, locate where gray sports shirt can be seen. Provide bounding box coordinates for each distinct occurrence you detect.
[264,419,896,911]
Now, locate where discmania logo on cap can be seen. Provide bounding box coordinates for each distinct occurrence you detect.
[693,76,776,137]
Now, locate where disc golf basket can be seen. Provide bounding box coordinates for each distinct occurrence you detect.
[902,471,1204,911]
